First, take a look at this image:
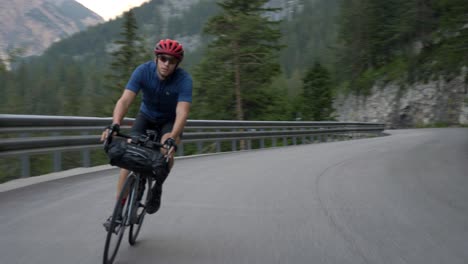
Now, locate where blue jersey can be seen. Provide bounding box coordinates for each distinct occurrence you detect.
[126,61,192,121]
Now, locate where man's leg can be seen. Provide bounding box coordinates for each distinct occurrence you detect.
[103,168,130,231]
[116,168,130,198]
[146,127,181,214]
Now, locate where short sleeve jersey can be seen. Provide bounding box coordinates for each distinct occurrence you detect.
[126,61,192,121]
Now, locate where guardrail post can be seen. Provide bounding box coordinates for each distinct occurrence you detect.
[82,150,90,167]
[283,128,287,146]
[178,143,184,156]
[272,137,277,147]
[18,132,31,177]
[20,154,30,178]
[231,128,237,151]
[53,151,62,172]
[247,139,252,150]
[52,132,62,172]
[81,132,90,167]
[260,129,265,149]
[197,129,203,154]
[301,128,306,144]
[216,129,221,153]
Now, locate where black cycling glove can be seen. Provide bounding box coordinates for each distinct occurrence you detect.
[106,123,120,134]
[163,137,178,152]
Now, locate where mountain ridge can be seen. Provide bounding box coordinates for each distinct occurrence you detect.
[0,0,103,59]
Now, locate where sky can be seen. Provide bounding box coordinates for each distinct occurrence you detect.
[75,0,151,21]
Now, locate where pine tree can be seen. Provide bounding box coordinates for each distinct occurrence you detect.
[432,0,468,75]
[192,0,284,121]
[105,10,147,117]
[336,0,372,82]
[280,0,342,76]
[395,0,436,46]
[0,58,5,73]
[302,62,334,121]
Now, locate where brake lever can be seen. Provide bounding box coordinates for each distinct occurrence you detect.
[103,129,114,147]
[164,145,171,163]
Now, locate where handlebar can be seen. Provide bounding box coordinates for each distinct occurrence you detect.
[104,130,172,163]
[104,130,166,150]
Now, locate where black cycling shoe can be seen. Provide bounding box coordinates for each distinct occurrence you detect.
[146,184,162,214]
[103,215,122,234]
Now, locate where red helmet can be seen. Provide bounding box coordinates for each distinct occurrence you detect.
[154,39,184,61]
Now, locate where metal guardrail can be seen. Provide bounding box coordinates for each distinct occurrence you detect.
[0,114,385,178]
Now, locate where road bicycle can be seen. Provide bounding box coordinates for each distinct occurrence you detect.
[102,129,168,264]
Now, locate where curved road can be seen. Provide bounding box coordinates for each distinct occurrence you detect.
[0,128,467,264]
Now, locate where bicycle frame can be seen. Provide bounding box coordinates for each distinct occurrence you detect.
[103,129,169,264]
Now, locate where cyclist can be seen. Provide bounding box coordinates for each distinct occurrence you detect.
[101,39,192,228]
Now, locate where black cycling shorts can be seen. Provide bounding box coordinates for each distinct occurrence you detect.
[130,112,177,140]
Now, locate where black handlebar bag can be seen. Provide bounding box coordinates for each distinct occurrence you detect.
[105,138,169,182]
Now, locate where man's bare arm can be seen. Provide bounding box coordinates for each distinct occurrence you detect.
[112,89,137,125]
[100,89,137,141]
[170,101,191,141]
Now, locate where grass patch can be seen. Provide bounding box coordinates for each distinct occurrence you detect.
[415,122,464,128]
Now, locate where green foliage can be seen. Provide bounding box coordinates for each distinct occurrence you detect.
[336,0,468,93]
[415,121,454,128]
[301,62,335,120]
[192,0,284,121]
[167,0,220,37]
[2,0,467,120]
[105,10,147,117]
[0,157,20,183]
[280,0,342,76]
[2,0,337,119]
[0,0,223,118]
[0,60,5,73]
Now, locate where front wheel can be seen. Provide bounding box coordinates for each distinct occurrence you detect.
[129,175,153,245]
[103,174,135,264]
[128,204,146,245]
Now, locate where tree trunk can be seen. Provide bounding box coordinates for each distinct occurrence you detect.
[233,40,244,121]
[233,40,246,149]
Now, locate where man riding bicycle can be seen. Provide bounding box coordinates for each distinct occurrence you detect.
[101,39,192,228]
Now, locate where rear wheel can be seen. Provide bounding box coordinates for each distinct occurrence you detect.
[102,174,135,264]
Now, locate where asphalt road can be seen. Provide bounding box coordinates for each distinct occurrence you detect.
[0,128,467,264]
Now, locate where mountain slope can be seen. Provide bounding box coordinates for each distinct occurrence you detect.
[0,0,339,117]
[0,0,103,58]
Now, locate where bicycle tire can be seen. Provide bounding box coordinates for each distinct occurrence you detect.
[129,175,153,245]
[128,175,149,246]
[102,174,136,264]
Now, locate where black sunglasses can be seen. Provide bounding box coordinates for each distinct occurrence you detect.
[158,55,178,65]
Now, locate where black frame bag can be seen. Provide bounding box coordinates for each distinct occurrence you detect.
[105,138,169,181]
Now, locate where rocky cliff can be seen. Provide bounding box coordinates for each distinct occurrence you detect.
[0,0,103,59]
[334,68,468,128]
